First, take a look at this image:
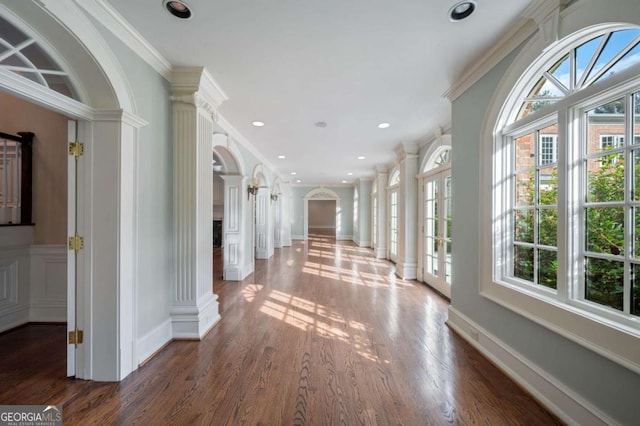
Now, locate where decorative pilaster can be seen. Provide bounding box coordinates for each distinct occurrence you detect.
[374,167,388,259]
[170,67,227,338]
[396,143,419,279]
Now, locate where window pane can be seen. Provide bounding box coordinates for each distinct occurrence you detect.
[635,208,640,258]
[587,98,625,155]
[586,154,625,202]
[518,100,559,119]
[19,43,59,71]
[515,172,534,206]
[587,29,640,83]
[549,54,570,91]
[514,209,534,243]
[635,92,640,145]
[632,264,640,316]
[514,246,534,282]
[595,41,640,84]
[0,16,29,45]
[538,166,557,205]
[515,133,535,170]
[585,207,624,256]
[576,35,604,86]
[538,249,557,289]
[538,208,557,246]
[634,150,640,201]
[585,257,624,311]
[526,75,565,98]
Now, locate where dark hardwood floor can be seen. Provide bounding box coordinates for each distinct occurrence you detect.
[0,235,562,425]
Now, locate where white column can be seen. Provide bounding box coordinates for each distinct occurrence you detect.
[170,67,227,339]
[374,167,388,259]
[357,179,372,247]
[220,174,246,280]
[396,143,419,279]
[281,181,292,246]
[273,195,282,249]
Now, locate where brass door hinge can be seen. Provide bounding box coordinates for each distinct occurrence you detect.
[69,329,83,344]
[69,141,84,158]
[68,235,84,252]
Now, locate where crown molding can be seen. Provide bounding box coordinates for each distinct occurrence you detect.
[73,0,173,80]
[443,18,537,102]
[93,108,149,128]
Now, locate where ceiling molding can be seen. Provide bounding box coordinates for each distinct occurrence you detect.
[73,0,173,80]
[171,67,229,121]
[443,18,537,102]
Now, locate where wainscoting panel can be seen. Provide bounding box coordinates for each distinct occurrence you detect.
[30,245,67,322]
[0,227,32,332]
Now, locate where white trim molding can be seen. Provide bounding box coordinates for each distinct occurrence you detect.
[29,245,67,322]
[73,0,173,80]
[447,307,614,426]
[137,318,172,365]
[303,187,341,241]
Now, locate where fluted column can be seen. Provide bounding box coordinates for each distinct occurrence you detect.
[170,67,227,338]
[396,143,419,279]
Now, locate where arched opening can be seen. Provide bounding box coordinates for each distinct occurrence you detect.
[0,1,143,382]
[212,137,247,281]
[303,188,341,241]
[418,139,452,298]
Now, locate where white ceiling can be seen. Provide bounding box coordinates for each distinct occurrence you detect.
[106,0,531,185]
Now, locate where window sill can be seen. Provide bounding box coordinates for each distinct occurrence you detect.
[480,278,640,374]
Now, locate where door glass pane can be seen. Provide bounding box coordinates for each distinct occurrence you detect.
[585,257,624,311]
[515,172,534,206]
[587,98,625,155]
[515,133,535,170]
[445,240,452,284]
[538,166,557,204]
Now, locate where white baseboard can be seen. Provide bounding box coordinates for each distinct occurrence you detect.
[446,307,613,426]
[338,235,353,241]
[354,239,371,248]
[29,301,66,322]
[137,318,172,365]
[291,235,304,240]
[0,304,29,332]
[308,225,336,229]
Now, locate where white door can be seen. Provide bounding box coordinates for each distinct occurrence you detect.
[389,189,398,263]
[255,188,268,259]
[423,170,452,297]
[66,121,78,377]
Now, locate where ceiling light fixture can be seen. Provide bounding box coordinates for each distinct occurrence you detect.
[342,180,348,184]
[347,172,353,176]
[296,179,302,183]
[163,0,192,19]
[291,172,297,175]
[449,0,476,21]
[357,156,365,160]
[278,155,286,159]
[377,122,390,129]
[252,121,265,127]
[315,121,327,128]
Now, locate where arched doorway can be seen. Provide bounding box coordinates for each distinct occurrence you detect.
[303,188,340,240]
[418,141,452,297]
[212,136,247,281]
[0,2,144,381]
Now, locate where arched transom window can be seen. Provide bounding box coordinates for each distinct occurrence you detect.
[0,14,77,99]
[493,25,640,337]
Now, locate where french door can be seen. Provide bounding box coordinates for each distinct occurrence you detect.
[389,189,398,263]
[423,169,452,297]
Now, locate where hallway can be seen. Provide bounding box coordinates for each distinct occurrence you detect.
[0,236,560,425]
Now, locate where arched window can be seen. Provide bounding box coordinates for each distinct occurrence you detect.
[389,169,400,186]
[0,14,77,99]
[493,26,640,334]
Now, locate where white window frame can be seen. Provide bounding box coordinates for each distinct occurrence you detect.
[484,25,640,375]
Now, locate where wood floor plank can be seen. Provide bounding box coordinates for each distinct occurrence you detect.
[0,234,563,425]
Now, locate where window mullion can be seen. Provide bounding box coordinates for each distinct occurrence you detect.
[557,109,570,302]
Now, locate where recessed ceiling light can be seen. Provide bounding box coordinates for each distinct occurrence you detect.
[296,179,302,183]
[291,172,297,175]
[357,156,365,160]
[163,0,192,19]
[377,122,390,129]
[278,155,286,159]
[252,121,265,127]
[342,180,348,184]
[449,0,476,21]
[315,121,328,128]
[347,172,353,176]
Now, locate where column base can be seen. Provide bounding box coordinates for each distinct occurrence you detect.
[171,293,220,339]
[396,259,417,280]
